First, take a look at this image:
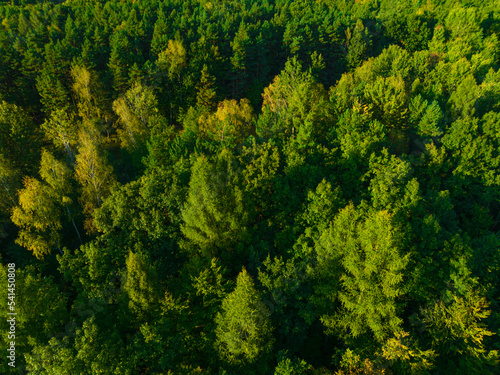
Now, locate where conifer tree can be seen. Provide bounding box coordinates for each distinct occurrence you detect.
[0,100,41,173]
[181,152,249,258]
[421,291,499,374]
[0,154,21,221]
[215,268,274,368]
[347,19,370,70]
[230,22,250,99]
[196,64,217,110]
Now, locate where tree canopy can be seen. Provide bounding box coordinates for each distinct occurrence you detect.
[1,0,500,373]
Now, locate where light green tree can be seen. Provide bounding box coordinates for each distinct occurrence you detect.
[41,109,78,164]
[215,268,274,368]
[421,291,499,374]
[112,83,157,150]
[123,249,159,319]
[11,177,63,258]
[75,123,117,232]
[317,205,409,342]
[39,150,82,244]
[181,151,249,257]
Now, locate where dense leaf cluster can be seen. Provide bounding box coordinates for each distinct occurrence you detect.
[1,0,500,374]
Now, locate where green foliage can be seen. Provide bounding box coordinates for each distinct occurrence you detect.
[0,100,41,173]
[75,123,117,232]
[347,20,371,70]
[215,268,274,368]
[317,205,409,342]
[11,177,62,258]
[0,265,68,372]
[274,351,312,375]
[199,98,254,145]
[0,154,21,222]
[181,151,250,258]
[260,57,329,142]
[420,291,499,374]
[196,64,217,110]
[41,109,78,164]
[258,256,314,352]
[1,0,500,373]
[380,331,435,374]
[113,83,158,150]
[123,249,159,319]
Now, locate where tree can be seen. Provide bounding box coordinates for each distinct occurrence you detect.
[71,64,106,120]
[420,291,499,374]
[274,352,311,375]
[215,268,274,368]
[157,39,187,84]
[230,22,250,99]
[0,100,41,173]
[181,152,250,258]
[0,265,69,372]
[196,64,217,110]
[316,205,409,342]
[109,30,141,94]
[36,70,71,114]
[74,123,117,232]
[347,19,370,70]
[380,330,436,374]
[0,154,21,224]
[258,256,314,353]
[260,57,329,142]
[39,149,82,244]
[112,83,157,150]
[123,249,159,320]
[41,109,78,164]
[156,38,187,123]
[198,98,254,145]
[11,177,63,258]
[408,95,443,138]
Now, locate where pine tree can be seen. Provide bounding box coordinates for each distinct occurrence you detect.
[230,22,250,99]
[36,70,70,114]
[108,31,135,94]
[0,100,41,174]
[0,154,21,224]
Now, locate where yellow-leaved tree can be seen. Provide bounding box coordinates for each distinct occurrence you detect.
[11,177,62,258]
[75,122,117,233]
[198,98,254,145]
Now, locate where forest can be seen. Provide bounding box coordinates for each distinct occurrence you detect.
[1,0,500,373]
